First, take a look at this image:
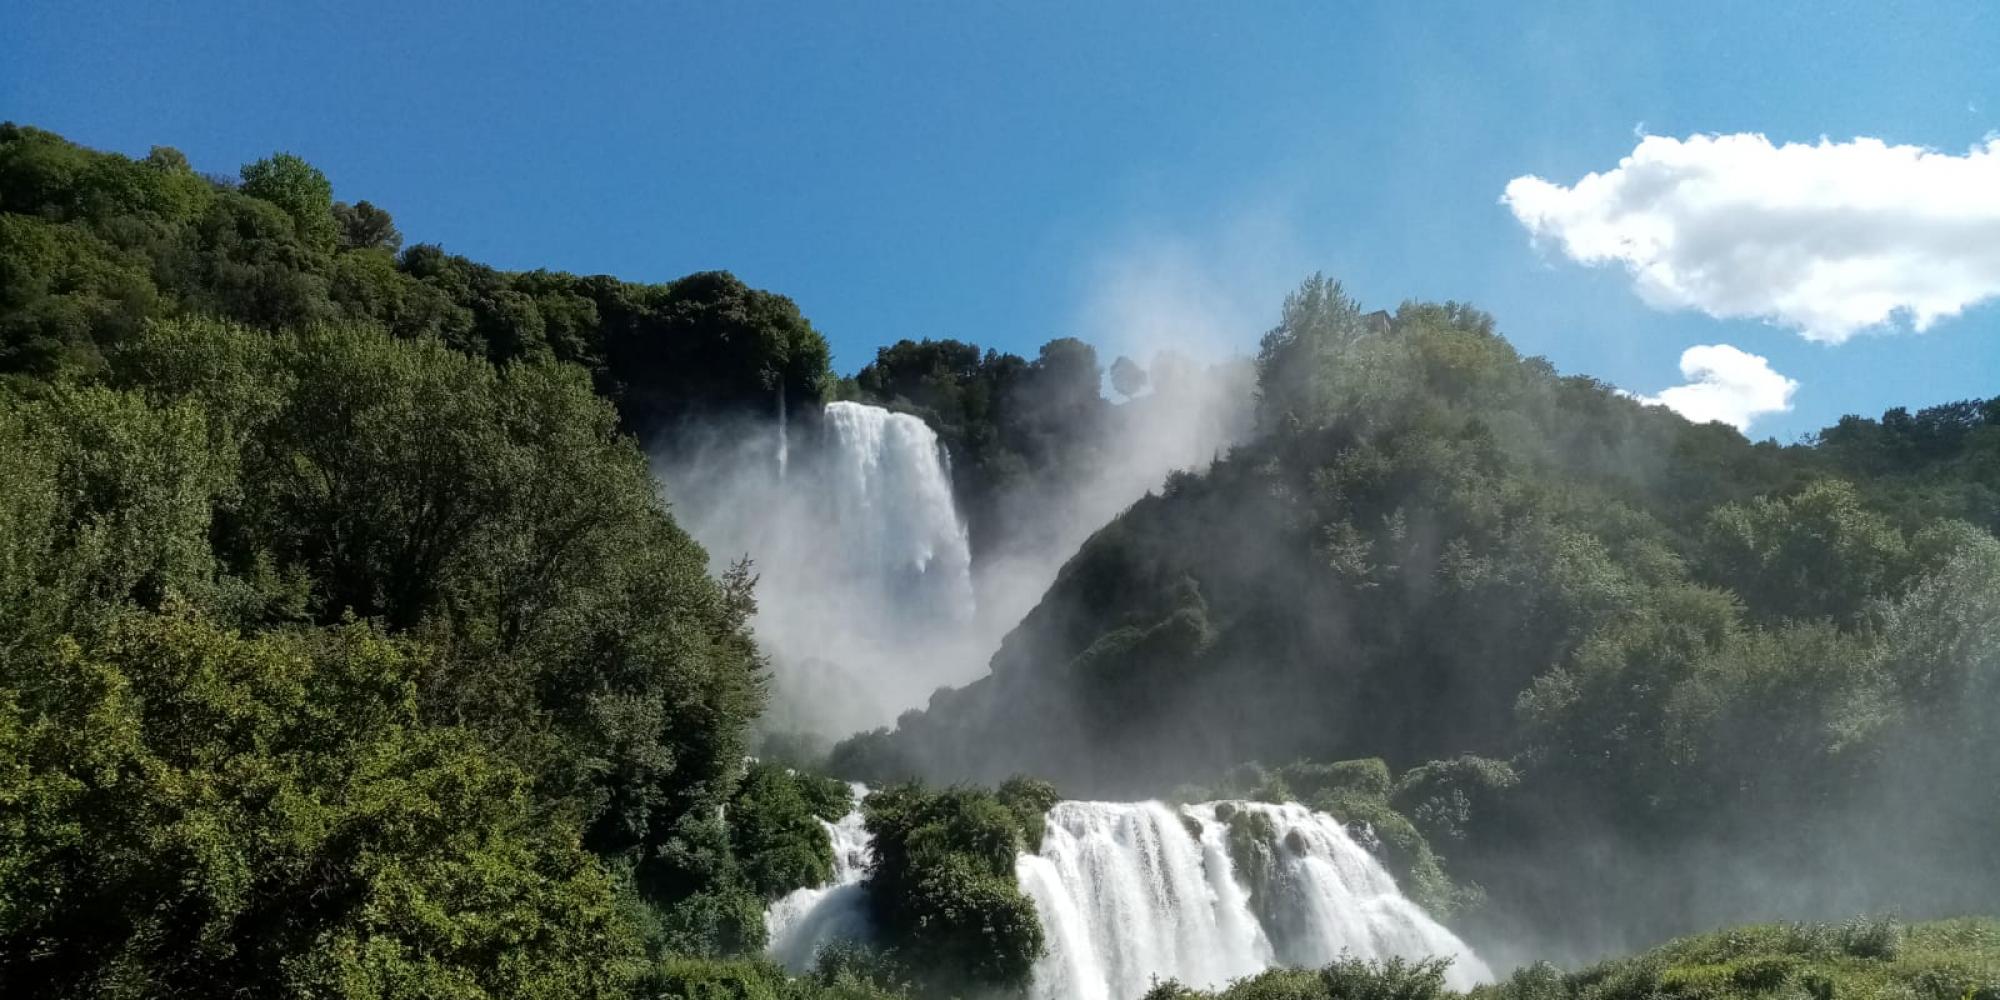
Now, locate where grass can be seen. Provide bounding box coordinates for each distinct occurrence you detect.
[1152,918,2000,1000]
[1475,918,2000,1000]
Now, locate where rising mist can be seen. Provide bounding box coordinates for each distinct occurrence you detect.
[654,347,1254,740]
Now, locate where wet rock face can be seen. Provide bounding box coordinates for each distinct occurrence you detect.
[1284,828,1309,855]
[1181,813,1206,841]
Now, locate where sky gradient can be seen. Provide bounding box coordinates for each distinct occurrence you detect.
[7,0,1997,438]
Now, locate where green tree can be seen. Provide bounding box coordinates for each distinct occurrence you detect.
[862,784,1045,993]
[729,762,851,899]
[333,198,401,252]
[0,612,643,999]
[1110,354,1149,398]
[1699,479,1911,624]
[239,152,338,253]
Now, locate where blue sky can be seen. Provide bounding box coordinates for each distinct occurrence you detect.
[7,1,1997,439]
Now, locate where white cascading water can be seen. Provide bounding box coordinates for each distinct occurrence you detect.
[765,792,1493,997]
[775,386,789,480]
[819,401,975,622]
[664,401,980,734]
[1022,801,1492,999]
[765,783,875,970]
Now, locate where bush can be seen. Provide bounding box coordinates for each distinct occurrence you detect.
[861,783,1046,993]
[997,774,1061,848]
[731,762,852,899]
[1146,956,1452,1000]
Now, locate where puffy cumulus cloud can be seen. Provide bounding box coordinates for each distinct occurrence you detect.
[1504,133,2000,343]
[1628,343,1798,432]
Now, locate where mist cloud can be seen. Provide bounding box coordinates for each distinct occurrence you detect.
[1077,209,1303,363]
[1504,133,2000,342]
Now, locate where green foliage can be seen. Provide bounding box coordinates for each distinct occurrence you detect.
[604,270,831,437]
[240,152,338,252]
[0,313,783,992]
[843,273,2000,948]
[647,957,796,1000]
[1471,919,1998,1000]
[1154,920,1998,1000]
[641,949,917,1000]
[730,762,852,899]
[996,775,1061,848]
[802,941,921,1000]
[334,199,402,252]
[0,126,832,423]
[0,611,643,999]
[1211,759,1481,917]
[1392,756,1519,848]
[1699,479,1911,624]
[1111,354,1149,398]
[861,783,1045,993]
[1145,955,1453,1000]
[1272,758,1466,908]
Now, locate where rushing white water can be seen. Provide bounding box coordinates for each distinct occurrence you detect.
[775,386,789,480]
[766,783,875,971]
[820,401,975,622]
[1018,801,1271,999]
[663,401,980,734]
[1023,801,1492,999]
[764,794,1492,996]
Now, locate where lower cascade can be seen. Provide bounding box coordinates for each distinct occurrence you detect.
[765,792,1493,998]
[765,783,875,971]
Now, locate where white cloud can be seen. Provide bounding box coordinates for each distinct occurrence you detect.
[1628,344,1798,432]
[1504,133,2000,343]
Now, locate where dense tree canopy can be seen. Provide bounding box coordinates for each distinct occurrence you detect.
[0,316,835,996]
[833,276,2000,955]
[0,124,832,429]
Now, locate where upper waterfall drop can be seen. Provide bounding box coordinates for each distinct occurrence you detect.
[819,401,975,622]
[775,385,789,480]
[659,400,985,734]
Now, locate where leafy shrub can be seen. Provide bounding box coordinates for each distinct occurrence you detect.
[731,762,852,899]
[861,783,1045,993]
[997,774,1061,847]
[1145,955,1452,1000]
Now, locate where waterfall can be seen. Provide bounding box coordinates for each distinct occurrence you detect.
[766,783,875,970]
[763,793,1493,996]
[1023,801,1492,999]
[820,401,975,622]
[663,400,980,734]
[1016,802,1269,999]
[775,386,789,480]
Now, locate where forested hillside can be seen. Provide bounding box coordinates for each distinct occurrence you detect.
[833,278,2000,954]
[0,125,918,998]
[4,124,1996,997]
[0,124,830,434]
